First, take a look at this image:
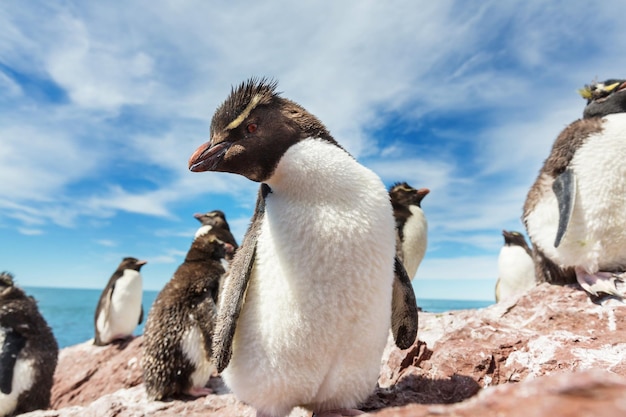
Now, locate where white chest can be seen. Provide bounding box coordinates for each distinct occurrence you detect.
[496,245,535,301]
[526,115,626,272]
[97,270,143,343]
[0,328,35,416]
[401,205,428,279]
[222,139,396,415]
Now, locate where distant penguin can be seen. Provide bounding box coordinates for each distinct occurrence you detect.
[523,78,626,299]
[389,182,429,280]
[94,257,147,346]
[0,272,58,416]
[188,78,418,417]
[495,230,536,302]
[142,231,227,400]
[194,210,239,261]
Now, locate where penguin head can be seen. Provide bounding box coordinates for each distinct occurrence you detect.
[117,257,148,273]
[579,79,626,119]
[192,231,231,261]
[389,182,430,208]
[0,271,15,296]
[193,210,230,231]
[189,77,336,182]
[0,271,28,301]
[502,230,530,249]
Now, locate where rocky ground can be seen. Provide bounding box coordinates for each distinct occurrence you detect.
[22,283,626,417]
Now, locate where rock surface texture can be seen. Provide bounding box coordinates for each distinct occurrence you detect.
[21,283,626,416]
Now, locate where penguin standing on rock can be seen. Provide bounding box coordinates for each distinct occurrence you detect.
[523,78,626,299]
[389,182,429,280]
[495,230,536,302]
[94,257,147,346]
[188,78,418,417]
[0,272,58,416]
[142,230,228,400]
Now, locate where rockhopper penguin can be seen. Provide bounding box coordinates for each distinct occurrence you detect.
[523,79,626,299]
[188,78,419,417]
[142,230,228,400]
[94,257,147,346]
[495,230,536,302]
[389,182,429,280]
[0,272,58,416]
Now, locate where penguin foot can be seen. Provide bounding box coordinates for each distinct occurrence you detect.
[575,267,625,298]
[312,409,365,417]
[184,386,213,397]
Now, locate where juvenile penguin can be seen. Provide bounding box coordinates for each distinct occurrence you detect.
[142,231,227,400]
[0,272,58,416]
[94,257,147,346]
[194,210,239,261]
[495,230,536,302]
[523,78,626,299]
[188,78,418,417]
[389,182,429,280]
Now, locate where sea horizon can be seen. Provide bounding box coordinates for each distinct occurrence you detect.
[24,286,494,349]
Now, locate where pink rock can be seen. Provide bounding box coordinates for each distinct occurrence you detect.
[23,283,626,416]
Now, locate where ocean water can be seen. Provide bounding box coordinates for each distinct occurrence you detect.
[24,286,493,349]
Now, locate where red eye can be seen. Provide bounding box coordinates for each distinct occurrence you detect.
[247,123,258,133]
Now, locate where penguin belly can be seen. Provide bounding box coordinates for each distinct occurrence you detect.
[401,205,428,279]
[221,139,395,417]
[96,270,143,344]
[0,328,35,417]
[181,324,215,390]
[527,115,626,273]
[497,245,535,301]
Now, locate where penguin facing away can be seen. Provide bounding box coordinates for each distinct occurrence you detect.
[94,257,147,346]
[495,230,536,302]
[523,78,626,299]
[0,272,58,416]
[188,78,418,417]
[142,231,227,400]
[389,182,429,280]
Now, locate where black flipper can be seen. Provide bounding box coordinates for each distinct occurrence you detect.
[138,305,144,325]
[211,184,270,373]
[552,168,576,248]
[391,257,419,349]
[0,328,26,394]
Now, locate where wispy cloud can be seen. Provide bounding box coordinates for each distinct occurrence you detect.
[2,0,626,295]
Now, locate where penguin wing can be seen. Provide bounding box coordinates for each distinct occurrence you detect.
[552,167,576,248]
[138,305,144,325]
[0,328,27,394]
[391,256,419,349]
[212,184,269,373]
[195,296,218,359]
[94,286,114,345]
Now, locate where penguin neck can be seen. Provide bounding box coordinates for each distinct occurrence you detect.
[263,138,353,198]
[185,246,221,263]
[393,205,412,240]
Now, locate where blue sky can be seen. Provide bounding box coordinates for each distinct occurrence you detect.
[2,1,626,301]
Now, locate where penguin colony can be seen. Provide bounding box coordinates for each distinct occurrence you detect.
[0,272,58,417]
[188,78,419,417]
[8,76,624,416]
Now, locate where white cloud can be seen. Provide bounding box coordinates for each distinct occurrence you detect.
[417,255,499,281]
[94,239,116,247]
[3,0,626,297]
[17,228,44,236]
